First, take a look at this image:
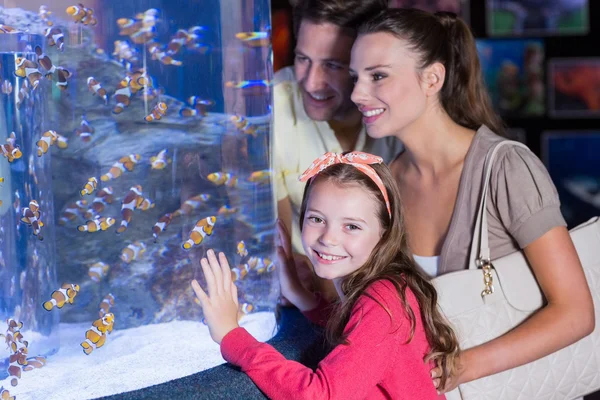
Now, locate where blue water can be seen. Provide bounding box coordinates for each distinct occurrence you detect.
[0,0,277,386]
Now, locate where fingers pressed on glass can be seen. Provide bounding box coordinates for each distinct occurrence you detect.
[201,257,216,296]
[219,252,232,289]
[206,249,224,294]
[191,279,208,305]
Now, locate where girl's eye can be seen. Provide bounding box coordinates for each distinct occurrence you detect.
[308,216,323,224]
[346,224,360,231]
[350,75,358,84]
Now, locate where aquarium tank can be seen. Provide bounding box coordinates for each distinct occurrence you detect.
[0,0,277,398]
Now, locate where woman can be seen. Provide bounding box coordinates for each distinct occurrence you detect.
[346,8,594,392]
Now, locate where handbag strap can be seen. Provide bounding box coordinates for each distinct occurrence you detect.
[467,140,530,270]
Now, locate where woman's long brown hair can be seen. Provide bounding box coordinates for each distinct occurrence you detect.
[299,163,460,389]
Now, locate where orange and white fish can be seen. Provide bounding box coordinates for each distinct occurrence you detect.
[117,18,142,36]
[120,241,146,263]
[44,26,64,51]
[81,313,114,355]
[230,115,258,137]
[135,8,160,28]
[35,45,56,79]
[1,80,12,95]
[58,199,87,225]
[125,69,153,93]
[137,197,154,211]
[231,264,250,282]
[207,172,238,187]
[56,67,72,91]
[43,283,80,311]
[67,4,96,25]
[0,24,19,33]
[145,101,167,122]
[77,216,115,233]
[39,5,53,26]
[1,143,22,163]
[150,149,169,169]
[99,293,115,317]
[235,31,270,47]
[87,77,108,104]
[147,42,182,66]
[21,200,44,240]
[80,177,98,196]
[240,302,254,315]
[85,187,114,218]
[0,387,15,400]
[101,154,140,181]
[75,116,94,142]
[56,134,68,149]
[88,262,110,282]
[116,185,144,233]
[36,130,58,157]
[113,40,139,69]
[236,240,248,257]
[172,194,210,217]
[248,169,271,183]
[217,205,238,216]
[255,257,274,274]
[22,355,47,371]
[180,96,214,117]
[14,58,42,90]
[152,213,173,242]
[182,216,216,250]
[112,80,132,114]
[16,80,29,110]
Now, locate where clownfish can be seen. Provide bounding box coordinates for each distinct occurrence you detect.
[101,154,140,181]
[44,26,65,51]
[55,67,72,91]
[237,240,248,257]
[145,101,167,122]
[35,45,56,79]
[99,293,115,317]
[84,187,114,218]
[77,217,115,233]
[58,199,87,225]
[88,262,110,283]
[231,263,249,282]
[75,117,94,142]
[207,172,238,188]
[81,313,114,355]
[80,177,98,196]
[180,96,213,117]
[112,80,132,114]
[36,130,58,157]
[116,185,144,233]
[172,194,210,217]
[57,134,68,149]
[21,200,44,240]
[150,149,169,170]
[43,283,80,311]
[147,42,182,66]
[87,77,108,105]
[152,213,173,242]
[0,143,22,163]
[120,241,146,263]
[137,197,154,211]
[182,216,216,250]
[0,386,15,399]
[248,169,271,183]
[235,31,270,47]
[22,355,47,372]
[1,80,12,95]
[14,58,42,91]
[230,115,258,137]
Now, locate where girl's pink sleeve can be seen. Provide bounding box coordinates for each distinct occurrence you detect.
[220,281,438,400]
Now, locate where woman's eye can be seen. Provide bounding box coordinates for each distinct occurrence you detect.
[372,73,385,81]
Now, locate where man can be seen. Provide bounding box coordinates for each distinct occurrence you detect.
[274,0,402,298]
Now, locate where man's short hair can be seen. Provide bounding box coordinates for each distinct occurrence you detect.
[292,0,389,38]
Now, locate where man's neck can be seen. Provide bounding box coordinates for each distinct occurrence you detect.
[327,112,363,152]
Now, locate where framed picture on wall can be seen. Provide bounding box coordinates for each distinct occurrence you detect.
[476,39,545,118]
[548,58,600,119]
[486,0,589,37]
[542,131,600,228]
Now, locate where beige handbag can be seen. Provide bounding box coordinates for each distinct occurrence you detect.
[433,140,600,400]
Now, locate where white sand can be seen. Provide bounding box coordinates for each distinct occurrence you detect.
[0,313,277,400]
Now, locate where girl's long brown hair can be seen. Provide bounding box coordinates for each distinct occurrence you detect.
[299,162,460,389]
[358,8,505,135]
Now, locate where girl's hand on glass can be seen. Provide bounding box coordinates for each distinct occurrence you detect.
[191,249,239,344]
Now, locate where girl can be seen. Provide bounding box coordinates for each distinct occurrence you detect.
[348,8,594,392]
[192,151,459,399]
